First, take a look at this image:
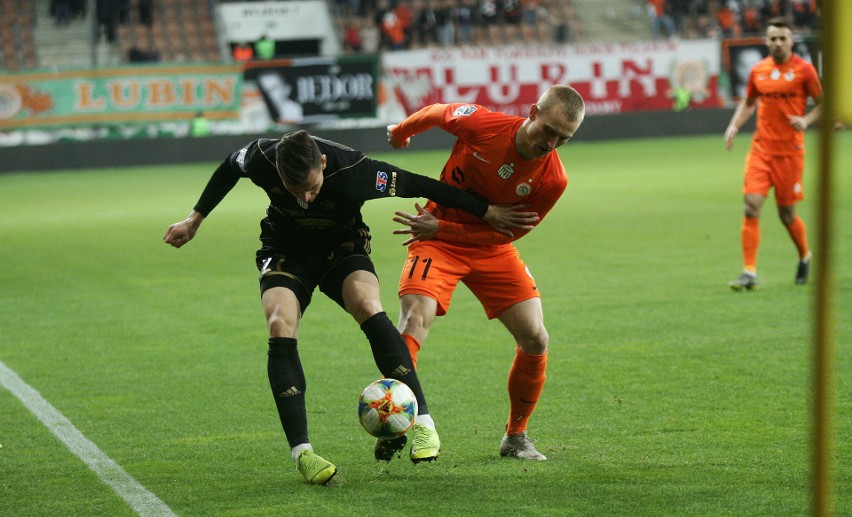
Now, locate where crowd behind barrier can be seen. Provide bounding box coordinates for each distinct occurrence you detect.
[331,0,819,54]
[0,0,821,71]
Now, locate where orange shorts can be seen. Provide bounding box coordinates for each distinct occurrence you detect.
[743,149,804,206]
[398,240,539,320]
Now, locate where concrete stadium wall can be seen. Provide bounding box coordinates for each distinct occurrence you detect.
[1,108,750,173]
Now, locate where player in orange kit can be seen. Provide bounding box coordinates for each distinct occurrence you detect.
[724,17,822,290]
[377,85,585,461]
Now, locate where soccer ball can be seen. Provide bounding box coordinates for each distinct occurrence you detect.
[358,378,418,439]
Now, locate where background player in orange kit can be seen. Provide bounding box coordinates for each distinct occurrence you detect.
[379,85,585,461]
[724,17,822,291]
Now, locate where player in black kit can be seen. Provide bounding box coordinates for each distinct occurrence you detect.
[163,130,536,485]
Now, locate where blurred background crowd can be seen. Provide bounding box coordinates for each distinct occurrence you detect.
[1,0,820,71]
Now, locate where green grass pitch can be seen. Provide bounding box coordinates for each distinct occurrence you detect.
[0,132,849,516]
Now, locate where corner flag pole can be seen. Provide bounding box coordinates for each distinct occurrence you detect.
[812,1,846,515]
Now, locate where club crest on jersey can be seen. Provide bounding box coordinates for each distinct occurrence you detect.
[784,70,795,81]
[498,163,515,180]
[516,182,531,196]
[375,171,388,192]
[453,105,478,117]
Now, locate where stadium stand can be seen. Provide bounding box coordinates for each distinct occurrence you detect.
[1,0,223,70]
[571,0,648,43]
[117,0,221,63]
[1,0,39,70]
[3,1,821,69]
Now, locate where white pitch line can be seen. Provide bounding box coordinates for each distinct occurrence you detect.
[0,359,177,517]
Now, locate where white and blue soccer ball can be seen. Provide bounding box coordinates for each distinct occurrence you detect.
[358,378,418,439]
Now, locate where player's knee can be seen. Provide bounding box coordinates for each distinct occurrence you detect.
[778,206,796,226]
[518,327,549,354]
[347,297,384,325]
[267,312,297,338]
[744,195,763,218]
[398,308,431,336]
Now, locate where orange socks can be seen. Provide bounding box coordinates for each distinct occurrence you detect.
[785,216,810,260]
[402,334,421,369]
[506,346,548,436]
[741,216,760,273]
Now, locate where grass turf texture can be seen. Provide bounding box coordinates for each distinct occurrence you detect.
[0,132,849,516]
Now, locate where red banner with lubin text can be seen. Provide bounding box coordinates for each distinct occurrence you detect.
[382,40,722,116]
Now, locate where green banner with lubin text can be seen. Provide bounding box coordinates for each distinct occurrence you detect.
[0,64,243,129]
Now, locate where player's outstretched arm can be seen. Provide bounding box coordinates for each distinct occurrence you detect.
[163,210,204,248]
[393,204,438,246]
[387,104,449,149]
[483,204,539,232]
[393,203,519,246]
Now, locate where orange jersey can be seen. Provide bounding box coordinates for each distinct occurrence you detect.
[746,54,822,155]
[392,103,568,246]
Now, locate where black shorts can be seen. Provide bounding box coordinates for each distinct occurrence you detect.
[255,236,376,314]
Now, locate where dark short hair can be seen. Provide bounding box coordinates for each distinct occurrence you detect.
[766,16,792,32]
[275,130,322,186]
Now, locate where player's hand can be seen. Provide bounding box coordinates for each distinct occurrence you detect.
[163,212,203,248]
[724,125,738,150]
[483,204,539,236]
[387,124,410,149]
[787,114,808,131]
[392,203,437,245]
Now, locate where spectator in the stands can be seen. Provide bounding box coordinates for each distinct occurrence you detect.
[233,42,254,62]
[741,1,763,35]
[436,0,456,47]
[379,0,407,50]
[396,0,414,47]
[647,0,676,39]
[550,0,575,43]
[715,0,741,37]
[687,0,717,38]
[520,0,540,43]
[52,0,72,26]
[477,0,500,45]
[343,15,365,53]
[502,0,522,42]
[668,0,690,36]
[416,0,440,47]
[190,111,210,138]
[791,0,818,33]
[139,0,153,26]
[361,14,381,52]
[255,34,276,60]
[455,0,476,45]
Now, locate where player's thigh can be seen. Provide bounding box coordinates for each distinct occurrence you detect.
[398,240,470,317]
[261,287,302,338]
[743,149,773,197]
[339,268,384,324]
[256,250,316,314]
[464,245,540,320]
[769,154,805,206]
[320,251,375,305]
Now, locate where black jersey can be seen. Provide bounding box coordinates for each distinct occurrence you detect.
[193,136,488,251]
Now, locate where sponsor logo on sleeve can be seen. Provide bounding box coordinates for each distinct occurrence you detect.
[375,171,388,192]
[452,105,478,117]
[236,148,248,170]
